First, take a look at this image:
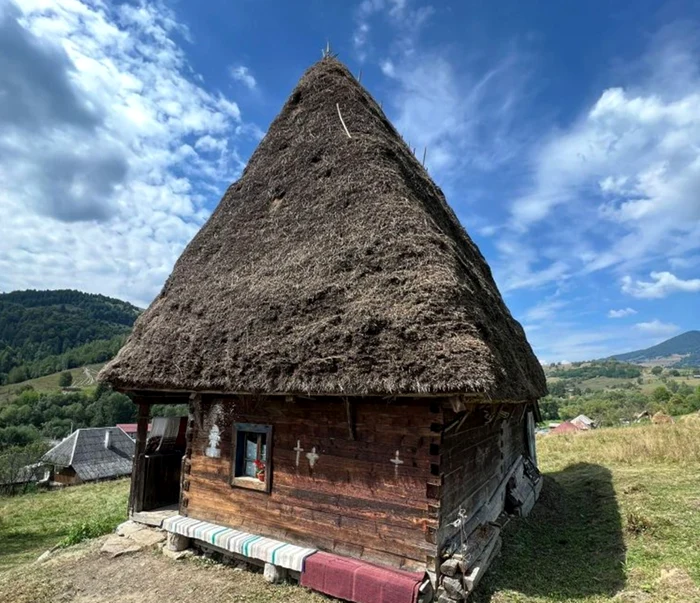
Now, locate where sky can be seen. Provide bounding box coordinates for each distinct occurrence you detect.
[0,0,699,363]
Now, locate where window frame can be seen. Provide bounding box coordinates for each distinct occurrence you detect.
[230,423,272,493]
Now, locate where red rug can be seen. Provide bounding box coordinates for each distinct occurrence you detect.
[300,552,424,603]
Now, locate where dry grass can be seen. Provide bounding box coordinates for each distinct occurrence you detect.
[538,423,700,466]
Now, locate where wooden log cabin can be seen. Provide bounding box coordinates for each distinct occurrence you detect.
[100,57,547,603]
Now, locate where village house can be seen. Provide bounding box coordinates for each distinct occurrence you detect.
[41,427,134,485]
[100,57,547,603]
[570,414,595,430]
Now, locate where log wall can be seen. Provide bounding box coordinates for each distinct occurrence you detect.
[53,466,79,485]
[437,403,529,551]
[182,394,442,571]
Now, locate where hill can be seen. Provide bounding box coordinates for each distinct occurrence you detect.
[611,330,700,367]
[0,290,140,385]
[541,360,700,425]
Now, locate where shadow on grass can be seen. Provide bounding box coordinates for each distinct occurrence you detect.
[472,463,626,602]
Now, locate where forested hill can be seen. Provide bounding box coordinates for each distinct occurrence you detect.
[0,290,141,384]
[611,331,700,367]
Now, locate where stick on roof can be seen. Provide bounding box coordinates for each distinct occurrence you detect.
[100,57,546,400]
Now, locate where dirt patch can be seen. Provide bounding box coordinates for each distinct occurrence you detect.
[655,568,700,601]
[0,538,328,603]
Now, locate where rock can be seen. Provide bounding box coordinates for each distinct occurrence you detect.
[129,528,166,547]
[435,587,456,603]
[442,576,466,600]
[36,550,53,563]
[116,520,146,538]
[162,546,194,561]
[263,562,288,584]
[440,557,461,577]
[167,532,191,552]
[101,535,142,558]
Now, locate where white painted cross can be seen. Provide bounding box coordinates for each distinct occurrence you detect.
[390,450,404,476]
[306,446,319,468]
[293,440,304,468]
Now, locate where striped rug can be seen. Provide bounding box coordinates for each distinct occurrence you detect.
[162,515,316,572]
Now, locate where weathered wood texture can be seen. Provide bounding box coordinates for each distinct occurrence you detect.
[53,466,79,485]
[437,403,529,552]
[142,452,182,510]
[129,402,150,514]
[183,395,442,571]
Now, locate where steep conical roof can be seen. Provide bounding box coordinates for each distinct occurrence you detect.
[100,58,546,400]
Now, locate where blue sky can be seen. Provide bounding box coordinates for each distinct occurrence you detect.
[0,0,698,362]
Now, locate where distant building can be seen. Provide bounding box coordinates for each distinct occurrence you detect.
[550,421,583,435]
[116,423,152,440]
[42,427,134,485]
[570,414,595,430]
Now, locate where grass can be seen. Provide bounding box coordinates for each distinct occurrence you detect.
[0,363,105,401]
[473,423,700,602]
[1,425,699,603]
[536,422,700,466]
[0,478,128,570]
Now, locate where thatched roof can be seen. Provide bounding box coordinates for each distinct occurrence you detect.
[100,58,546,400]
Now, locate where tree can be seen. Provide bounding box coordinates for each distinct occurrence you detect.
[538,397,560,421]
[651,366,664,375]
[58,371,73,387]
[667,394,692,416]
[651,386,671,404]
[669,369,680,377]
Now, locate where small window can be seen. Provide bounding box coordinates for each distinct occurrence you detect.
[231,423,272,492]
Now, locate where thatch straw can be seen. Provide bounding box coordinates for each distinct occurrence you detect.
[100,58,546,400]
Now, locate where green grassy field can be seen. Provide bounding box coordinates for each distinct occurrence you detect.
[0,478,128,570]
[475,423,700,602]
[1,425,699,602]
[0,363,105,402]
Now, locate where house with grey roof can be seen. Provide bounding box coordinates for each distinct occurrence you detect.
[42,427,134,485]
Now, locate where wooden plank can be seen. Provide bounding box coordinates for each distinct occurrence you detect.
[184,393,437,569]
[129,402,150,514]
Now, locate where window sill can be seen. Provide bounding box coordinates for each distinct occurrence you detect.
[231,476,268,492]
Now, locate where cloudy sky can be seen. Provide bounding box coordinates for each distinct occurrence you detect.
[0,0,698,363]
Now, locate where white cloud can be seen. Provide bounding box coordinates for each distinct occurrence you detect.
[524,299,567,322]
[229,65,257,90]
[502,26,700,292]
[634,319,680,337]
[0,0,255,307]
[607,307,637,318]
[622,271,700,298]
[494,237,570,292]
[353,0,433,61]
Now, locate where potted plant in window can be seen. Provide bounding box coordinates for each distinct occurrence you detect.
[253,459,266,482]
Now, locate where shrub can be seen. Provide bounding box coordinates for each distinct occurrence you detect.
[59,515,121,547]
[626,510,654,536]
[58,371,73,387]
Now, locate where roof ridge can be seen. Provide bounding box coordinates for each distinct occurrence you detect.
[69,429,79,465]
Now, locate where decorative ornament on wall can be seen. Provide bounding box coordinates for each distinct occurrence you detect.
[390,450,404,477]
[294,440,304,468]
[204,402,223,458]
[205,424,221,458]
[306,446,320,468]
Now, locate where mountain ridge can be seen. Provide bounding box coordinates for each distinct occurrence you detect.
[611,330,700,367]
